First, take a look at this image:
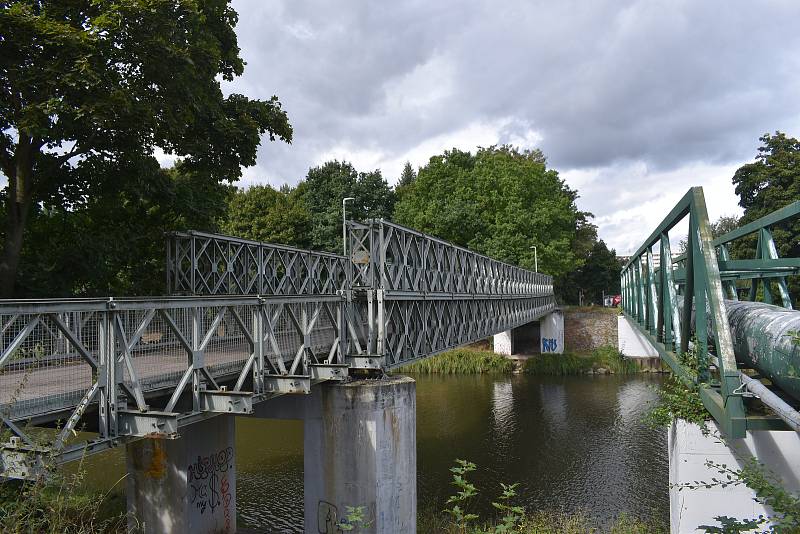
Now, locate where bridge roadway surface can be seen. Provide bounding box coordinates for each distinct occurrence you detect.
[0,219,555,478]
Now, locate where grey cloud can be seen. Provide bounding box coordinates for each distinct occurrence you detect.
[227,0,800,185]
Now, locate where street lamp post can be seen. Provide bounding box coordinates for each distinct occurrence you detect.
[530,245,538,273]
[342,197,355,256]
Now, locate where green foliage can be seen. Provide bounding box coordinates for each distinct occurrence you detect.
[644,375,708,430]
[336,505,373,532]
[15,164,232,297]
[302,160,395,252]
[222,184,312,248]
[393,146,584,279]
[710,215,740,239]
[0,461,127,533]
[0,0,291,296]
[487,483,525,534]
[433,460,662,534]
[397,349,515,374]
[731,131,800,302]
[444,459,480,530]
[557,238,622,305]
[523,346,638,376]
[703,459,800,533]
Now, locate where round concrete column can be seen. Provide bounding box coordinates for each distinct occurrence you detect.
[304,375,416,534]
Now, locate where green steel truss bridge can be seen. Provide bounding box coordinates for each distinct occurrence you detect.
[0,219,554,478]
[622,187,800,438]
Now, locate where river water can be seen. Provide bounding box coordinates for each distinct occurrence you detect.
[82,373,668,532]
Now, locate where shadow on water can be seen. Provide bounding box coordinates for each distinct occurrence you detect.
[78,373,667,532]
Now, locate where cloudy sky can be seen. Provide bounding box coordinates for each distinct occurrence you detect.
[221,0,800,254]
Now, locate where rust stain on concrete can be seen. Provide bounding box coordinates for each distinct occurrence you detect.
[144,439,167,479]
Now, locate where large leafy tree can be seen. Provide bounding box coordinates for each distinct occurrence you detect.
[732,131,800,302]
[393,146,584,279]
[15,164,232,296]
[302,160,395,252]
[0,0,292,296]
[558,239,621,305]
[222,184,311,248]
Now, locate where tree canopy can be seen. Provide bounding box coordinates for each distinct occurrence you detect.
[394,146,585,279]
[0,0,291,296]
[302,160,395,252]
[731,131,800,302]
[222,184,311,248]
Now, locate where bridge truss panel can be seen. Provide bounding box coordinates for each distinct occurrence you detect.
[621,188,800,438]
[0,295,347,478]
[166,231,348,296]
[348,219,556,368]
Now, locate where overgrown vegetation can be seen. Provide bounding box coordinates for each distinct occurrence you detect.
[0,464,127,533]
[398,349,515,374]
[523,346,639,376]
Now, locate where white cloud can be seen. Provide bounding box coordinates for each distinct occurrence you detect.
[563,161,743,254]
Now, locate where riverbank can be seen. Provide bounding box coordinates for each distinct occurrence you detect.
[396,345,654,376]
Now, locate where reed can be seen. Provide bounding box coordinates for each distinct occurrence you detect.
[397,349,515,374]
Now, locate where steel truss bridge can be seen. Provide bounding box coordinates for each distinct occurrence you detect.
[622,187,800,438]
[0,219,554,478]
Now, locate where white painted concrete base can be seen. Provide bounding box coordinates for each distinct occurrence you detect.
[669,419,800,533]
[618,315,658,357]
[540,310,564,354]
[493,329,513,355]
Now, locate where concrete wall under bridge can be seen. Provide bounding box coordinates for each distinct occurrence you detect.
[493,310,564,355]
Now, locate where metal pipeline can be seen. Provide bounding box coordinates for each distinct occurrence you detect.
[739,373,800,432]
[725,300,800,403]
[678,298,800,431]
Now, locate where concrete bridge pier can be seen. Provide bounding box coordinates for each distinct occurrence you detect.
[125,415,237,534]
[254,374,417,534]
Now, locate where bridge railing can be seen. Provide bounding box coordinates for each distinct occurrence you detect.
[621,187,800,438]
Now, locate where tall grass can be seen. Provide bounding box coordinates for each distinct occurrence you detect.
[524,346,639,376]
[418,511,664,534]
[397,349,515,374]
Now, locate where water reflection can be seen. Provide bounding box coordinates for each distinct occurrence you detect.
[78,374,667,532]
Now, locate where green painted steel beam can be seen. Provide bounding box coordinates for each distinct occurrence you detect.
[622,311,747,438]
[714,200,800,246]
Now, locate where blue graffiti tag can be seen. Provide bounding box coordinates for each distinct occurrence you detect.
[542,338,558,352]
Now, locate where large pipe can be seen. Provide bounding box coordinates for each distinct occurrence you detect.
[725,300,800,403]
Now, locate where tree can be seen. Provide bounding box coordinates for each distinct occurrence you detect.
[0,0,292,297]
[395,161,416,202]
[222,184,311,248]
[574,239,621,305]
[731,132,800,302]
[302,160,395,252]
[711,215,740,239]
[393,146,583,279]
[14,164,232,297]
